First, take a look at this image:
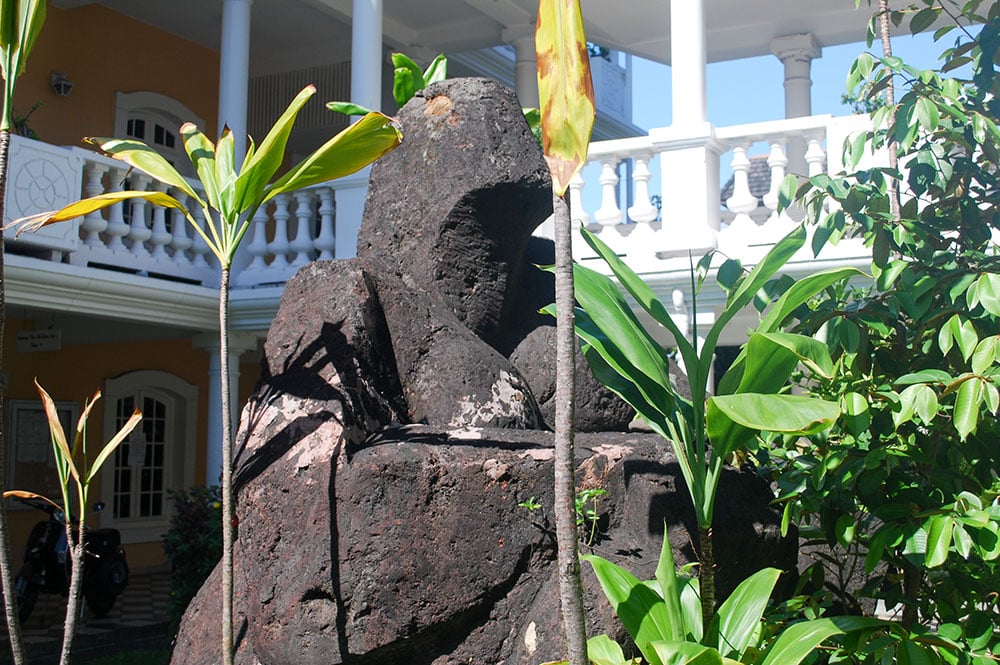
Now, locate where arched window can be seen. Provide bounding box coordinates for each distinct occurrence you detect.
[101,370,197,543]
[114,92,205,178]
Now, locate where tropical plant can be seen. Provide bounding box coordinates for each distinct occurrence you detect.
[0,2,46,661]
[770,1,1000,659]
[163,485,222,630]
[535,1,596,663]
[329,51,447,116]
[565,222,852,629]
[4,380,141,665]
[10,86,402,665]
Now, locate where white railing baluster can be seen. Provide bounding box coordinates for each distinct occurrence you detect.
[805,137,825,177]
[190,207,212,269]
[289,190,315,267]
[594,158,623,226]
[148,181,172,260]
[244,204,270,271]
[104,166,130,252]
[627,154,658,224]
[268,193,291,270]
[569,171,590,229]
[315,187,336,260]
[725,145,759,227]
[762,142,788,217]
[80,162,109,248]
[126,172,152,257]
[168,188,193,265]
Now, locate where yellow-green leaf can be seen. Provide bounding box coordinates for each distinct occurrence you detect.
[70,389,101,459]
[535,0,595,196]
[215,127,237,217]
[88,136,202,205]
[34,379,79,483]
[180,122,221,211]
[264,111,401,202]
[6,190,190,237]
[87,408,142,484]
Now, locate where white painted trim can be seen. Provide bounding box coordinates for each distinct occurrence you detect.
[114,91,205,138]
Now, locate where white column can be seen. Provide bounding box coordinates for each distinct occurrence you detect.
[669,0,708,129]
[218,0,252,164]
[351,0,383,112]
[771,34,821,119]
[503,26,539,108]
[198,332,260,485]
[772,34,821,174]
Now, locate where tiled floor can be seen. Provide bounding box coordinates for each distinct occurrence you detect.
[0,567,172,664]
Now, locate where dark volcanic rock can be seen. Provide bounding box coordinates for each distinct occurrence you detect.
[510,326,635,432]
[173,427,794,665]
[357,77,552,351]
[373,269,544,429]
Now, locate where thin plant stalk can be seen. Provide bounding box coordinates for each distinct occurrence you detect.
[219,266,234,664]
[553,190,587,665]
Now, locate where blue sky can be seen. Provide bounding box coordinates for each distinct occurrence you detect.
[629,30,948,131]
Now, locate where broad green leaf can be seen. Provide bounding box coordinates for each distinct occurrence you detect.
[971,336,1000,374]
[535,0,595,195]
[265,111,402,201]
[70,389,102,458]
[87,407,142,483]
[653,532,686,642]
[579,226,698,367]
[582,554,672,665]
[777,173,798,211]
[924,515,954,568]
[841,392,872,434]
[89,136,202,204]
[709,567,781,659]
[180,123,221,211]
[895,369,952,385]
[975,273,1000,316]
[648,641,722,665]
[953,377,983,441]
[423,53,448,85]
[759,617,883,665]
[326,101,375,116]
[235,84,316,215]
[7,190,191,237]
[214,127,237,217]
[587,634,637,665]
[392,52,425,106]
[897,384,938,426]
[0,0,46,130]
[943,314,978,361]
[678,576,703,642]
[835,514,856,547]
[707,394,839,457]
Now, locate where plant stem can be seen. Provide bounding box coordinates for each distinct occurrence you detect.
[59,536,85,665]
[0,127,26,665]
[698,524,715,629]
[219,266,235,665]
[553,191,588,665]
[877,0,901,222]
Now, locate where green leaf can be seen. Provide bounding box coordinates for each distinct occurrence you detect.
[777,173,798,211]
[326,101,375,116]
[235,84,316,216]
[214,127,237,216]
[0,0,46,128]
[7,190,191,238]
[841,392,872,435]
[648,641,723,665]
[835,514,856,547]
[910,7,938,34]
[975,273,1000,316]
[709,568,781,659]
[180,123,221,211]
[653,533,686,642]
[88,136,202,205]
[914,97,940,132]
[582,554,672,665]
[423,53,448,85]
[707,394,840,457]
[895,369,952,386]
[759,617,883,665]
[86,408,142,483]
[971,336,1000,374]
[924,515,954,568]
[953,377,983,441]
[587,634,635,665]
[265,111,402,202]
[34,380,78,483]
[391,52,425,106]
[536,0,596,195]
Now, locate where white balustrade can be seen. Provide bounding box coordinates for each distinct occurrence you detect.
[289,190,315,268]
[314,187,336,261]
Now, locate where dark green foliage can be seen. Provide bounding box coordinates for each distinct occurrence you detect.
[163,486,222,630]
[773,1,1000,660]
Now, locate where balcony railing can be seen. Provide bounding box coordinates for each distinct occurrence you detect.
[4,113,877,302]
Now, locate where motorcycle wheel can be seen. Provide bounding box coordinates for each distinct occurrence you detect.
[85,558,128,617]
[14,566,39,623]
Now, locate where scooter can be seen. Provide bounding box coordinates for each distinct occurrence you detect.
[12,495,129,622]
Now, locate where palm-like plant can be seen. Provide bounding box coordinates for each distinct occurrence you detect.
[13,86,402,665]
[0,2,47,662]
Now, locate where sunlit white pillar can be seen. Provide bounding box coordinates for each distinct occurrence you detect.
[199,333,259,485]
[669,0,708,129]
[772,33,821,174]
[504,26,539,108]
[218,0,252,163]
[351,0,383,113]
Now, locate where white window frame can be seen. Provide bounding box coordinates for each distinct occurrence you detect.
[114,91,205,178]
[100,370,197,543]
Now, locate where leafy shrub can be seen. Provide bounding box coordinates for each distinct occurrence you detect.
[163,486,222,629]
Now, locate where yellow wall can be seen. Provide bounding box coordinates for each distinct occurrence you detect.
[4,317,263,568]
[13,3,219,148]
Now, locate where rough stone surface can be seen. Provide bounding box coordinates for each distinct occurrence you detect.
[357,77,552,351]
[173,428,794,665]
[510,325,635,432]
[373,269,543,429]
